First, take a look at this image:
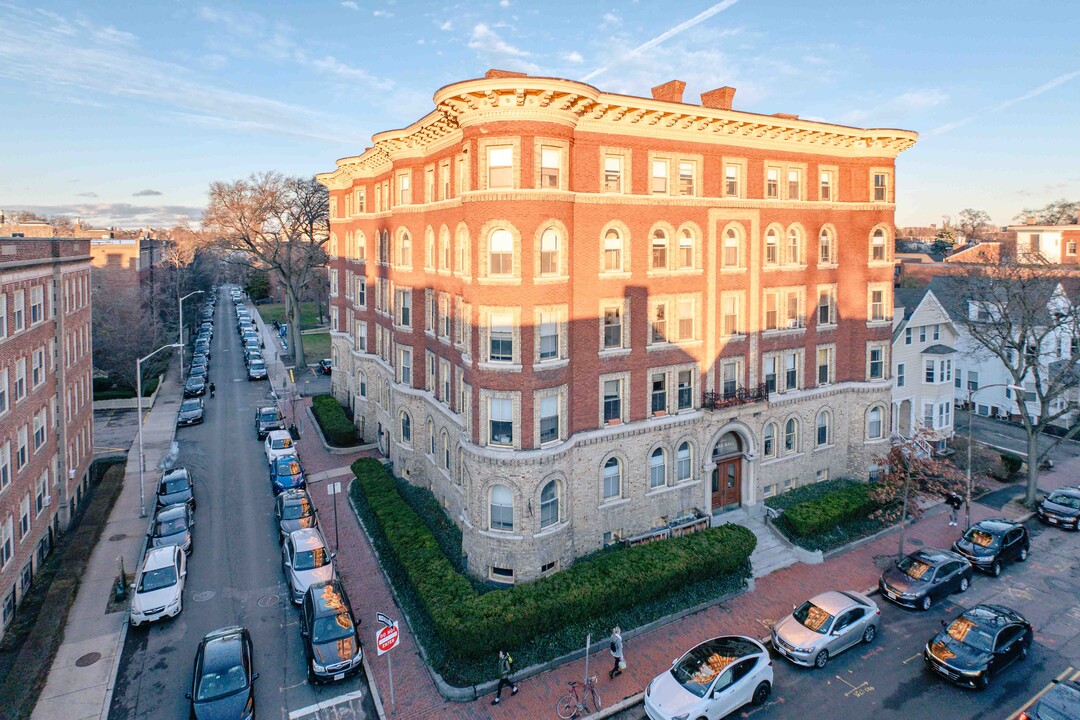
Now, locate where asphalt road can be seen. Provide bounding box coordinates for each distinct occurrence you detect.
[956,410,1080,464]
[108,292,376,720]
[612,518,1080,720]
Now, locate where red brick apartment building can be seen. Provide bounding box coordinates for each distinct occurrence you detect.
[319,71,917,582]
[0,237,94,635]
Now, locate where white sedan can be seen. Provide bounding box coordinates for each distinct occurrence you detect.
[264,429,296,464]
[130,545,186,626]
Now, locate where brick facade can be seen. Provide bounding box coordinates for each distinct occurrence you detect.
[0,237,94,635]
[318,72,916,582]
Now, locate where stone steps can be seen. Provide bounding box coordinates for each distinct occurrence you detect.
[712,508,799,578]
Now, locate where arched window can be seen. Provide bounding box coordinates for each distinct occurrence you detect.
[603,229,623,272]
[676,442,692,481]
[427,419,435,455]
[678,229,695,269]
[399,231,412,266]
[787,227,801,265]
[871,228,887,262]
[440,228,451,270]
[442,431,451,469]
[819,227,834,265]
[765,229,779,265]
[816,410,831,447]
[357,371,367,397]
[784,418,798,453]
[489,228,513,276]
[425,229,435,268]
[764,423,777,457]
[379,230,390,264]
[540,480,559,528]
[651,229,668,270]
[602,457,622,500]
[649,448,666,488]
[540,228,560,276]
[722,228,740,268]
[490,485,513,531]
[400,411,412,443]
[868,406,884,439]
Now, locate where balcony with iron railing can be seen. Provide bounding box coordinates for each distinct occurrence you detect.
[702,383,769,411]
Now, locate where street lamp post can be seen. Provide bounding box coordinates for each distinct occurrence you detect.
[138,343,183,517]
[965,382,1023,529]
[178,290,204,379]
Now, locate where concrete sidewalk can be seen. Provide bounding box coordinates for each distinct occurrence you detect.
[31,361,183,720]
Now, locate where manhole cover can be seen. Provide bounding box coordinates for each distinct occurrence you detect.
[908,537,925,547]
[108,534,127,541]
[75,652,102,667]
[192,590,216,602]
[257,594,279,608]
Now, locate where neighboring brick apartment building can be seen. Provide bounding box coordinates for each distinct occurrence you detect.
[319,71,918,582]
[0,237,94,635]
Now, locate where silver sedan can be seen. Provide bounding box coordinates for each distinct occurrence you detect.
[771,590,880,668]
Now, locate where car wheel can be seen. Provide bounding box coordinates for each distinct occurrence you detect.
[752,681,771,706]
[814,650,829,669]
[990,560,1002,577]
[862,624,876,644]
[921,594,933,611]
[958,576,970,593]
[1019,546,1029,561]
[977,672,990,690]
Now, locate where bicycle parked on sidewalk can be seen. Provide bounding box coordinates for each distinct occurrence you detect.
[556,676,601,719]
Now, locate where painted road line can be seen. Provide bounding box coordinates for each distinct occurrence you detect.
[1005,666,1076,720]
[288,688,368,719]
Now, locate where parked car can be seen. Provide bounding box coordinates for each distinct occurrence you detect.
[129,545,186,627]
[189,365,208,381]
[644,635,772,720]
[318,359,332,375]
[247,360,268,381]
[193,338,211,356]
[184,376,207,398]
[191,354,209,370]
[275,489,318,542]
[177,398,205,426]
[264,430,297,464]
[270,455,305,495]
[1036,487,1080,530]
[300,579,363,684]
[255,406,285,439]
[149,502,194,555]
[1018,676,1080,720]
[282,528,335,605]
[924,604,1032,689]
[244,349,263,367]
[187,626,258,720]
[953,518,1030,577]
[156,467,195,510]
[771,590,880,668]
[879,548,973,610]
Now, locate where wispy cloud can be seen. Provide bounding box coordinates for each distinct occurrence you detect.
[467,23,540,72]
[439,20,452,31]
[584,0,740,82]
[133,189,163,197]
[930,69,1080,135]
[373,9,393,18]
[341,1,359,10]
[9,203,203,228]
[564,50,584,64]
[840,88,948,125]
[75,192,98,198]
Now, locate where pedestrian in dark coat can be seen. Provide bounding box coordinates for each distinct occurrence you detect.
[946,491,963,526]
[491,649,518,704]
[609,626,624,679]
[209,382,216,398]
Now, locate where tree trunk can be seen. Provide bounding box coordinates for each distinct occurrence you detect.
[289,287,306,368]
[1024,431,1041,506]
[897,474,910,561]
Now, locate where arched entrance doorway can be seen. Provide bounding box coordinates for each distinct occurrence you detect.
[711,432,743,512]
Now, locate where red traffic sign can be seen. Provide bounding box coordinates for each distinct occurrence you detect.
[376,622,399,655]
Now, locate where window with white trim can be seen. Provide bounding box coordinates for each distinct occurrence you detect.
[603,155,623,193]
[33,407,46,450]
[540,146,561,189]
[678,161,695,195]
[539,480,559,528]
[787,169,801,201]
[398,347,412,385]
[539,394,559,444]
[868,406,884,439]
[649,448,666,488]
[0,442,9,494]
[816,409,831,447]
[30,286,44,325]
[819,227,835,265]
[602,378,622,424]
[676,442,692,482]
[763,422,777,458]
[873,172,889,202]
[488,397,513,446]
[721,293,741,336]
[870,228,888,262]
[817,346,833,386]
[14,359,26,401]
[868,344,886,380]
[489,228,514,276]
[766,167,780,199]
[784,417,799,453]
[0,369,7,416]
[650,229,668,270]
[787,227,802,265]
[13,290,24,332]
[817,285,836,326]
[720,359,740,396]
[820,170,834,201]
[16,426,28,469]
[722,228,741,268]
[602,304,623,350]
[897,362,905,387]
[763,288,804,331]
[651,159,669,194]
[488,312,513,363]
[399,411,412,444]
[487,146,513,189]
[537,310,559,362]
[396,288,412,328]
[398,173,411,204]
[602,457,622,500]
[602,229,624,272]
[677,369,694,411]
[0,293,6,339]
[539,228,560,276]
[765,228,779,266]
[489,485,514,531]
[724,163,741,197]
[650,372,667,415]
[0,516,12,570]
[677,229,695,269]
[869,286,887,321]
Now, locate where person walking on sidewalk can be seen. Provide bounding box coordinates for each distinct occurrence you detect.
[608,626,624,680]
[209,382,216,398]
[491,649,518,705]
[946,490,962,526]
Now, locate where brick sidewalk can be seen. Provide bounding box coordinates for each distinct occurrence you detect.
[290,385,1077,720]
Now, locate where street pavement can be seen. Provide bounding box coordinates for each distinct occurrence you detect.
[92,409,139,456]
[956,409,1080,464]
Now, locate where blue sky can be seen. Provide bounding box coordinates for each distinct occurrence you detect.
[1,0,1077,229]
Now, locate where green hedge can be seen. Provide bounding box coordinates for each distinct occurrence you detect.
[350,458,756,666]
[764,477,861,512]
[781,483,878,538]
[92,376,159,401]
[392,478,466,575]
[311,394,356,446]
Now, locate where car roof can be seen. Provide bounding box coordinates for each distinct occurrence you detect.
[963,604,1024,627]
[807,590,865,614]
[181,398,201,406]
[972,518,1018,533]
[157,503,189,521]
[911,547,961,565]
[1048,487,1080,498]
[161,467,189,482]
[143,545,178,570]
[307,580,351,616]
[203,634,246,674]
[258,406,278,413]
[289,528,326,549]
[279,489,310,503]
[685,635,764,661]
[267,430,291,440]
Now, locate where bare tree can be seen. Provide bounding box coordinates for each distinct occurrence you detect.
[957,208,992,243]
[204,172,329,368]
[92,285,162,390]
[943,264,1080,506]
[1015,199,1079,226]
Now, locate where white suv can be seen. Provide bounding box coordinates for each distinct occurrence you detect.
[282,528,335,605]
[130,545,186,627]
[264,430,296,464]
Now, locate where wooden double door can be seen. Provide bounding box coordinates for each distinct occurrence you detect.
[711,457,742,511]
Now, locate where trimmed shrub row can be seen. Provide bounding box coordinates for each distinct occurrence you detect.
[392,478,467,575]
[351,457,756,663]
[781,482,878,538]
[764,477,860,512]
[311,394,356,446]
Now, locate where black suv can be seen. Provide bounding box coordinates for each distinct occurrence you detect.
[879,547,973,611]
[1037,487,1080,530]
[299,579,363,684]
[255,406,285,439]
[924,604,1032,689]
[953,518,1030,577]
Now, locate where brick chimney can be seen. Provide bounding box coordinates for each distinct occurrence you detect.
[486,69,529,79]
[1026,216,1038,225]
[651,80,686,104]
[700,86,736,110]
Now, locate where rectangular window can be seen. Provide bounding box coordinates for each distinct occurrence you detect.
[397,289,412,327]
[16,426,28,468]
[651,373,667,415]
[905,327,912,345]
[870,288,886,321]
[358,322,367,352]
[651,159,668,194]
[398,174,411,204]
[540,146,561,189]
[873,172,888,202]
[15,359,26,400]
[650,302,667,344]
[538,311,558,361]
[33,409,45,450]
[425,168,435,202]
[399,348,412,385]
[0,443,10,493]
[13,290,24,332]
[678,161,695,195]
[489,313,513,362]
[440,161,451,200]
[603,379,621,423]
[817,347,832,386]
[677,370,693,410]
[30,286,44,324]
[677,297,695,341]
[602,306,622,349]
[933,324,940,341]
[787,169,800,200]
[721,361,739,396]
[487,146,513,188]
[897,363,905,387]
[603,156,623,193]
[923,403,935,429]
[786,290,803,329]
[925,360,936,383]
[357,278,366,306]
[766,168,779,199]
[724,164,740,197]
[539,395,559,444]
[869,346,885,380]
[939,402,951,428]
[540,228,559,275]
[19,494,30,539]
[0,294,6,338]
[764,291,778,331]
[0,370,6,415]
[35,471,46,515]
[32,348,44,387]
[817,287,835,326]
[764,356,777,393]
[820,170,832,200]
[489,397,513,446]
[785,352,798,390]
[722,295,740,336]
[1,517,12,570]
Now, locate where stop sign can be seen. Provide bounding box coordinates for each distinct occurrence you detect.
[377,622,399,655]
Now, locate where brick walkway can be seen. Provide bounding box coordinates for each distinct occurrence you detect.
[286,374,1079,720]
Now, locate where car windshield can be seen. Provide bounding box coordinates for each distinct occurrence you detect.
[156,516,188,535]
[671,643,741,698]
[294,547,330,571]
[792,601,833,633]
[276,460,301,476]
[251,362,265,370]
[161,477,189,494]
[272,437,292,449]
[181,401,200,412]
[186,378,202,387]
[138,565,177,592]
[196,663,247,701]
[259,412,279,422]
[1047,492,1080,510]
[945,616,995,653]
[282,499,312,520]
[963,529,998,548]
[897,556,934,580]
[313,612,355,643]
